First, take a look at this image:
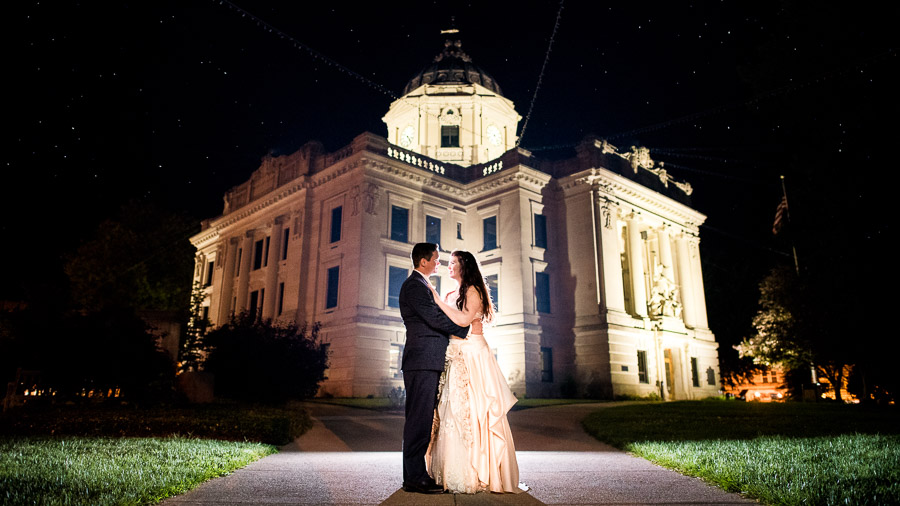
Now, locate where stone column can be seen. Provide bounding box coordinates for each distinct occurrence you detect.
[262,216,287,318]
[626,214,647,317]
[235,231,253,313]
[689,239,709,329]
[217,237,239,325]
[675,232,697,328]
[193,254,204,283]
[594,193,625,312]
[658,226,674,281]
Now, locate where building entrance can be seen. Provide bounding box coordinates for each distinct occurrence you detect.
[664,349,674,399]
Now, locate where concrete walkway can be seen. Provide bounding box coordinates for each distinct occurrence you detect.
[162,402,757,505]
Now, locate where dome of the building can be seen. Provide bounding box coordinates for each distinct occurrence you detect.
[402,39,503,96]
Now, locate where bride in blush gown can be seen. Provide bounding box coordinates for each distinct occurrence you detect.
[424,250,523,494]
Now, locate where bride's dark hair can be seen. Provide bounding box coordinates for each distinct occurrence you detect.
[452,250,495,323]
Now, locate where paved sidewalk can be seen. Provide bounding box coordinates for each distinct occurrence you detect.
[162,402,757,505]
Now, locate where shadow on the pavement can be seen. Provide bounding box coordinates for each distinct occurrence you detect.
[380,489,546,505]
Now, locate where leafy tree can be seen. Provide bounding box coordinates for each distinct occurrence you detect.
[727,3,895,403]
[179,281,210,373]
[203,313,329,404]
[1,306,175,403]
[64,200,196,313]
[738,265,855,402]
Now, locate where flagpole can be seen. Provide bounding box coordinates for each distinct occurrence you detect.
[780,175,800,275]
[779,175,814,395]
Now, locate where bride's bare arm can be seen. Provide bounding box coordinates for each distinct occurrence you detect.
[429,285,481,326]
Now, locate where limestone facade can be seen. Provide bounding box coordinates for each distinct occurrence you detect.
[189,39,721,399]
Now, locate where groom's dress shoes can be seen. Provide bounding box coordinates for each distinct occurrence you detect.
[403,478,443,494]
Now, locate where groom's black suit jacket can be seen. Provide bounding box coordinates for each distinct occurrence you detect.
[399,271,469,371]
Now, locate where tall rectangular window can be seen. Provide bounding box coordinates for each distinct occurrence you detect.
[691,357,700,387]
[388,266,407,308]
[204,261,215,287]
[253,239,264,270]
[263,236,270,267]
[540,347,553,382]
[536,271,551,313]
[441,125,459,147]
[637,350,649,384]
[457,222,463,240]
[707,367,716,386]
[330,206,343,243]
[485,274,499,311]
[277,282,285,316]
[249,289,262,317]
[235,248,242,276]
[534,213,548,249]
[426,215,441,244]
[282,228,290,260]
[326,266,340,309]
[391,206,409,243]
[483,216,497,251]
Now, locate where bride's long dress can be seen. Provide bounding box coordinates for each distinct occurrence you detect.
[426,313,521,494]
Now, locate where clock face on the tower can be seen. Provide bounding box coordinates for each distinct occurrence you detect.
[486,125,502,146]
[400,125,415,148]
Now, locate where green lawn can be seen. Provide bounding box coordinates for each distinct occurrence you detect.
[583,400,900,505]
[0,402,313,505]
[0,436,275,506]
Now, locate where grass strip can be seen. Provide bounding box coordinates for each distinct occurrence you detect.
[583,401,900,505]
[0,403,311,445]
[0,436,276,506]
[629,434,900,506]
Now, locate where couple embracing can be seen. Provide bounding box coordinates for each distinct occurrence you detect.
[399,242,524,495]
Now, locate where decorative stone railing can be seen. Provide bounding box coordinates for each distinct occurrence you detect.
[386,146,447,175]
[482,160,503,176]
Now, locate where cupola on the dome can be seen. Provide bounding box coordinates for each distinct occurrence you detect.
[383,34,521,167]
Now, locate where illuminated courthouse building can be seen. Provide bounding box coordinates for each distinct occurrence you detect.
[190,38,721,399]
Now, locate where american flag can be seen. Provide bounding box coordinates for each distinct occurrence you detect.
[772,195,788,235]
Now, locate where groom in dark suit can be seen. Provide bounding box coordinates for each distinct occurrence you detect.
[399,243,469,494]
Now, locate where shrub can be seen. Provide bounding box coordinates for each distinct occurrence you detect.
[388,386,406,408]
[2,306,175,403]
[614,392,663,401]
[203,314,328,404]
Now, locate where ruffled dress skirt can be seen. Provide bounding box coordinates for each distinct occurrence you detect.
[426,334,521,494]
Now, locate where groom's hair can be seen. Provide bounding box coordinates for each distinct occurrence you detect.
[411,242,439,268]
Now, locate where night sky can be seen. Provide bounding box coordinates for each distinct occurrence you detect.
[3,1,896,349]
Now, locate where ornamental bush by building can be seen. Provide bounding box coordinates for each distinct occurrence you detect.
[190,38,720,399]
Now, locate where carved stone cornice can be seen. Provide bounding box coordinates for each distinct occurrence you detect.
[201,179,309,236]
[463,169,549,197]
[191,229,221,248]
[196,154,367,244]
[565,168,706,232]
[363,157,464,196]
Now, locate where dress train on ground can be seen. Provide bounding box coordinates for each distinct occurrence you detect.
[426,333,521,494]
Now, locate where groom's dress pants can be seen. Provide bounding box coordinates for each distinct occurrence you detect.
[402,369,441,484]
